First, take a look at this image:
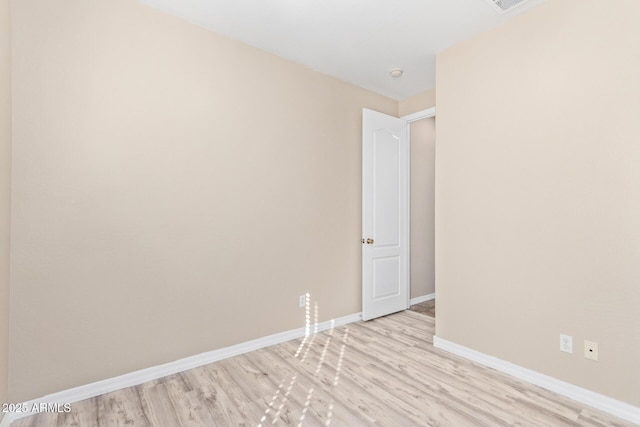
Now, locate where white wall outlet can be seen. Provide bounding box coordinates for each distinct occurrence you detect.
[584,340,599,361]
[560,334,573,353]
[299,295,306,308]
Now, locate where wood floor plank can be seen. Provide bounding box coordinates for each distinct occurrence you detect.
[141,381,183,427]
[577,408,635,427]
[247,343,371,427]
[59,398,100,427]
[175,367,236,424]
[196,364,258,426]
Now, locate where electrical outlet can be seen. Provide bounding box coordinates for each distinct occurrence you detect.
[560,334,573,353]
[299,295,306,308]
[584,340,599,361]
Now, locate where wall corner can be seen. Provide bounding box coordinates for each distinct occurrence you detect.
[399,88,436,117]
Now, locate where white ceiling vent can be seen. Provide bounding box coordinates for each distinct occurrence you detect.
[484,0,532,14]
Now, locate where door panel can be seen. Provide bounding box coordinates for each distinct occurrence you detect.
[362,109,409,321]
[374,130,401,247]
[373,257,401,299]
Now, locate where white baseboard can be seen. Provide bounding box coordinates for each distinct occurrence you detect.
[433,336,640,425]
[0,312,362,426]
[410,292,435,306]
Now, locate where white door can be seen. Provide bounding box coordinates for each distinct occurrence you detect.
[362,109,409,321]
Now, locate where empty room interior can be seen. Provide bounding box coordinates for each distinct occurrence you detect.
[1,0,639,425]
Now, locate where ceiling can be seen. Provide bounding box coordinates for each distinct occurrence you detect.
[138,0,547,101]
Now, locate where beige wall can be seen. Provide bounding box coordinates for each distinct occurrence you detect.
[9,0,396,401]
[409,118,436,299]
[0,0,11,412]
[436,0,640,406]
[399,89,435,117]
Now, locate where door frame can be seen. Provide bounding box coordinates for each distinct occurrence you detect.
[400,107,436,307]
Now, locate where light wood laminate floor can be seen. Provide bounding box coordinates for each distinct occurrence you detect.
[408,300,435,318]
[14,309,633,426]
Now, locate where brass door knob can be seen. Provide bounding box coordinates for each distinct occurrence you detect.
[366,238,374,245]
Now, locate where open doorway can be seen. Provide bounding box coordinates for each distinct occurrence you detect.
[405,111,436,318]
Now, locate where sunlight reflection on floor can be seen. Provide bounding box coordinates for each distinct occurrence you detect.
[257,294,347,427]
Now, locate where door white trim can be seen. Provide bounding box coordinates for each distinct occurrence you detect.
[401,107,436,123]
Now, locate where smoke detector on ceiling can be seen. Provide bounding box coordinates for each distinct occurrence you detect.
[483,0,532,14]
